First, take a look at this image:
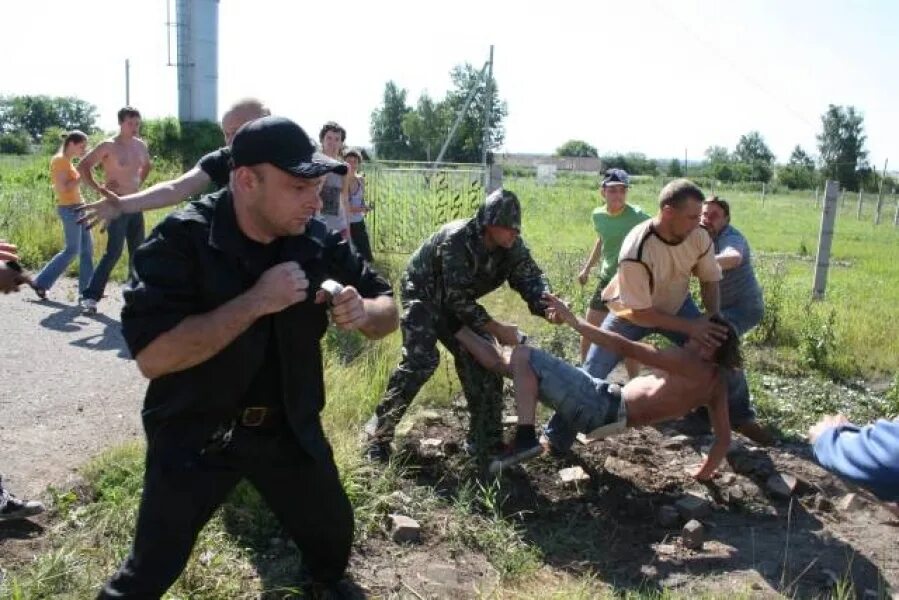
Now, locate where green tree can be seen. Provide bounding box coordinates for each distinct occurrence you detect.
[0,131,30,154]
[437,63,507,163]
[0,95,98,141]
[402,93,447,162]
[556,139,598,158]
[600,152,658,175]
[667,158,683,177]
[817,104,868,192]
[704,145,737,182]
[734,130,775,182]
[776,144,817,190]
[370,82,412,160]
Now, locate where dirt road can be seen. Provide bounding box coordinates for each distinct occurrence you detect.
[0,279,144,499]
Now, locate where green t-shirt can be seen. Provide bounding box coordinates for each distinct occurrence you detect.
[591,203,651,284]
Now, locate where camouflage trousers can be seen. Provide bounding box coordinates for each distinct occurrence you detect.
[369,296,503,450]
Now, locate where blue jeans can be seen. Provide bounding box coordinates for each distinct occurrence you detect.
[83,213,144,301]
[34,205,94,295]
[722,301,764,337]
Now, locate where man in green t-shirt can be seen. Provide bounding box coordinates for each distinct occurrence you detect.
[577,169,650,364]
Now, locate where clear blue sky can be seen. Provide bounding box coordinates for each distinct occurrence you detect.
[1,0,896,167]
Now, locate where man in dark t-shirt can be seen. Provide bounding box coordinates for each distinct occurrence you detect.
[77,98,270,229]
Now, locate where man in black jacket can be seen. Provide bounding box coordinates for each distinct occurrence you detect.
[98,116,398,599]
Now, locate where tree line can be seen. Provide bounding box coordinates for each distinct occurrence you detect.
[555,105,882,193]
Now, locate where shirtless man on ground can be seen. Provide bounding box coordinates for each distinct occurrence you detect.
[454,293,736,480]
[77,106,151,314]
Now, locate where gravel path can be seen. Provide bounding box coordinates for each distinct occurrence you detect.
[0,278,145,499]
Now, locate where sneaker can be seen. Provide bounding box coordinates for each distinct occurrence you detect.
[30,284,47,300]
[0,493,45,522]
[488,438,544,474]
[79,298,97,315]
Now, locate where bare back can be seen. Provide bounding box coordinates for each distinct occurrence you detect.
[622,353,717,428]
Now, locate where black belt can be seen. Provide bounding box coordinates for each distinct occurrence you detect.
[237,405,284,428]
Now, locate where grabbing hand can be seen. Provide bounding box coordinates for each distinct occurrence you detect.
[77,190,123,231]
[688,316,730,350]
[317,284,368,331]
[251,261,309,315]
[808,413,850,443]
[543,292,576,326]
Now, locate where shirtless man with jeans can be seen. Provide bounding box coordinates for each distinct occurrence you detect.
[77,98,270,231]
[77,106,152,314]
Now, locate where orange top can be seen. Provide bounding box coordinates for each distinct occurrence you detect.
[50,155,81,205]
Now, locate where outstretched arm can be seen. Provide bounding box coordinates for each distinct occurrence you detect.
[545,292,711,381]
[78,167,212,229]
[693,375,731,480]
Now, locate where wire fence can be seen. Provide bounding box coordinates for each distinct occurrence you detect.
[365,160,486,254]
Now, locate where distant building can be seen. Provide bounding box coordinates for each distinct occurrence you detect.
[496,153,603,173]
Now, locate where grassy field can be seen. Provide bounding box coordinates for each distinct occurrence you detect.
[1,157,897,598]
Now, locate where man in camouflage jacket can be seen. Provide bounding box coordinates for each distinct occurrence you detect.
[364,189,553,462]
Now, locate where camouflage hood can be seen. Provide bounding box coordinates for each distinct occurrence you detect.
[476,189,521,232]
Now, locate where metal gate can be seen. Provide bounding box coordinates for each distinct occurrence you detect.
[364,161,486,254]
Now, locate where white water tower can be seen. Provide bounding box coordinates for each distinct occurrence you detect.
[171,0,219,122]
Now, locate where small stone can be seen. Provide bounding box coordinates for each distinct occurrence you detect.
[766,473,799,499]
[675,493,712,520]
[640,564,658,577]
[199,550,215,566]
[559,466,590,484]
[76,405,84,412]
[419,438,443,448]
[575,432,595,445]
[662,434,690,450]
[718,472,737,485]
[658,505,680,527]
[389,514,421,543]
[682,519,705,550]
[725,486,745,503]
[419,410,442,425]
[502,415,518,425]
[837,493,865,512]
[655,543,677,555]
[812,493,833,512]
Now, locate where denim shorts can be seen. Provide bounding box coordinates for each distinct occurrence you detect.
[529,348,627,438]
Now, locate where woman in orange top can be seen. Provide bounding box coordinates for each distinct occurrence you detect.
[33,131,93,299]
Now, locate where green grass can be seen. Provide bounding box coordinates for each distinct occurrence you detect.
[2,157,898,597]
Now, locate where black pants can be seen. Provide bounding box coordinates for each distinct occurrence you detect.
[98,419,353,599]
[349,221,373,263]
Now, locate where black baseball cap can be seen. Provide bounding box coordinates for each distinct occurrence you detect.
[231,116,348,178]
[601,168,630,188]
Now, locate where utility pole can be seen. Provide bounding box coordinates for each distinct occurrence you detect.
[433,60,489,167]
[125,59,130,106]
[481,45,494,170]
[812,180,839,300]
[874,158,889,225]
